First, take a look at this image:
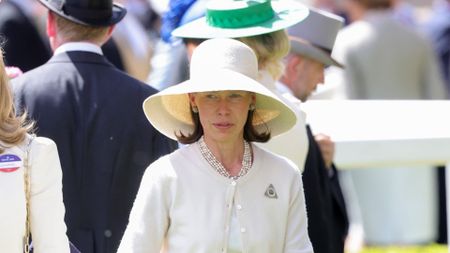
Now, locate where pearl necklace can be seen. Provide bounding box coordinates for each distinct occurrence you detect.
[198,136,252,180]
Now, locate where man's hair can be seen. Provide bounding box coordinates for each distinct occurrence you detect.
[238,30,290,80]
[54,14,109,43]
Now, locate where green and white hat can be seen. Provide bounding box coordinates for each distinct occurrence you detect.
[172,0,310,39]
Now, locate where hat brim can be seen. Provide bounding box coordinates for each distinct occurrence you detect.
[290,39,343,68]
[172,0,309,39]
[143,69,297,141]
[38,0,126,26]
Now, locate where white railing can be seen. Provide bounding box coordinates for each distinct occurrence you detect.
[302,100,450,249]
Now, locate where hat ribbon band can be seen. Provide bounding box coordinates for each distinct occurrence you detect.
[206,1,275,28]
[64,6,112,20]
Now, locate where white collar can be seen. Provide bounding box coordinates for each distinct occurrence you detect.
[54,42,103,56]
[275,81,293,95]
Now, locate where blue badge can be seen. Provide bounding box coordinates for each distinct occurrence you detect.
[0,154,22,173]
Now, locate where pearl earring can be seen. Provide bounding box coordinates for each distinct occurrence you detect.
[192,106,199,113]
[249,104,255,111]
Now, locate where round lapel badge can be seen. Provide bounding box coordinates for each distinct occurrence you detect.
[0,154,22,173]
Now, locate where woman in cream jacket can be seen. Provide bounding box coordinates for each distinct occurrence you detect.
[0,48,70,253]
[118,38,312,253]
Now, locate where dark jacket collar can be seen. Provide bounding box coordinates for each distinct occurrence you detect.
[49,51,115,67]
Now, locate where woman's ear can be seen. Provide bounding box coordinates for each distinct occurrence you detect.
[188,93,197,107]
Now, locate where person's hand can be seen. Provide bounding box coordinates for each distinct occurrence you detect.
[5,66,23,79]
[314,133,335,169]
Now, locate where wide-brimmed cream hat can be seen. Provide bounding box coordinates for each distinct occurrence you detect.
[143,38,297,140]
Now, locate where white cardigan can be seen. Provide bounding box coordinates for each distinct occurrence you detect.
[0,136,69,253]
[118,142,313,253]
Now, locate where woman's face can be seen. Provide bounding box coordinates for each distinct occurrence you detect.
[189,90,255,144]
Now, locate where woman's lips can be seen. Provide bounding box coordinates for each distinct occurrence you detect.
[213,122,234,129]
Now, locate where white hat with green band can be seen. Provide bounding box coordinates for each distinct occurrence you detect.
[172,0,310,39]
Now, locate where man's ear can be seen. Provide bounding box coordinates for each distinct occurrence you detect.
[107,25,115,36]
[291,54,303,72]
[46,11,56,38]
[285,54,302,81]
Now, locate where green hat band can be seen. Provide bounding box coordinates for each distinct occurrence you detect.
[206,1,275,29]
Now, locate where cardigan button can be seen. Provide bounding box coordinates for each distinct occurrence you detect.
[231,181,237,186]
[240,228,246,233]
[236,204,242,210]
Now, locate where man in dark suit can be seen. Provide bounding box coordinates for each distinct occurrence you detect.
[279,8,349,253]
[0,0,51,72]
[12,0,177,252]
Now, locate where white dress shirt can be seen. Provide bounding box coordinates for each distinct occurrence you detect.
[54,42,103,55]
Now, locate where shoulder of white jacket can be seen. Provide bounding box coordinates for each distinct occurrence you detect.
[252,144,301,174]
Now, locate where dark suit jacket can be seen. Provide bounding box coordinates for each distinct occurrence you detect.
[303,126,349,253]
[0,1,51,72]
[13,51,177,253]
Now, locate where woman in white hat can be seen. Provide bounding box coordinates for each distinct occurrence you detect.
[173,0,310,175]
[118,38,313,253]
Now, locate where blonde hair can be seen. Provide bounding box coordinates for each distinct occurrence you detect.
[55,14,109,44]
[238,30,290,80]
[0,48,33,153]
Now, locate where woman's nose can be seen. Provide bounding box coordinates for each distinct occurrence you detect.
[217,99,231,115]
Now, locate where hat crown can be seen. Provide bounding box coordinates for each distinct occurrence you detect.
[40,0,126,26]
[68,0,112,10]
[190,38,259,81]
[288,7,343,51]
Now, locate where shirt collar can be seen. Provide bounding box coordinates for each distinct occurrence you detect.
[54,42,103,56]
[275,81,293,95]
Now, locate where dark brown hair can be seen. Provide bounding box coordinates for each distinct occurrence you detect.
[176,106,270,144]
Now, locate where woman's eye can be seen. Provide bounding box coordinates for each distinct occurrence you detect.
[229,93,243,99]
[205,94,218,99]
